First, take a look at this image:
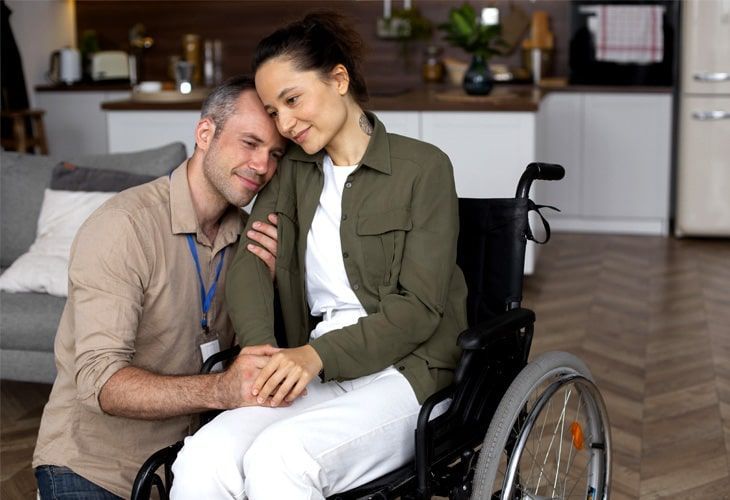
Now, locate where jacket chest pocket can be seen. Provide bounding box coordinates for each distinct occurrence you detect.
[275,195,298,272]
[357,208,412,286]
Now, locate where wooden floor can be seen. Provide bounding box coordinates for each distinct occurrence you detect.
[2,233,729,499]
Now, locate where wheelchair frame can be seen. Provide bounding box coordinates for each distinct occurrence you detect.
[131,163,611,500]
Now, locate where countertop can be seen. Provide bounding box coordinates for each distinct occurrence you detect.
[95,82,673,113]
[36,82,133,92]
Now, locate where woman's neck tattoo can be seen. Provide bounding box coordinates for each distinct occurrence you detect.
[359,113,374,136]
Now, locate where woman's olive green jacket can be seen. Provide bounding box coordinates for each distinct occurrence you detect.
[225,113,468,403]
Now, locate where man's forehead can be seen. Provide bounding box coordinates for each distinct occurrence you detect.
[234,89,265,112]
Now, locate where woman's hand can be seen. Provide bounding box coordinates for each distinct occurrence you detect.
[252,345,323,407]
[246,213,279,280]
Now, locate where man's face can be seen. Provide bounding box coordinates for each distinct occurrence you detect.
[201,90,286,207]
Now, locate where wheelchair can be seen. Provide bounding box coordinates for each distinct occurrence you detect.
[132,163,611,500]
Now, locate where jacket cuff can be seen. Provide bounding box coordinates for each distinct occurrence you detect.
[309,337,340,381]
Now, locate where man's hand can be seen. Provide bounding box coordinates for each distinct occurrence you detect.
[215,353,283,409]
[251,345,323,408]
[246,213,278,280]
[240,344,282,356]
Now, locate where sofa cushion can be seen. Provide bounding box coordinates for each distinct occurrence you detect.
[0,153,57,268]
[50,162,158,192]
[0,189,117,296]
[69,141,186,177]
[0,291,66,351]
[0,142,187,267]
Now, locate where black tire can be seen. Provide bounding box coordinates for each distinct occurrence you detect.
[471,351,611,500]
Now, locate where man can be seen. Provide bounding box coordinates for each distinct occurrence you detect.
[33,76,287,499]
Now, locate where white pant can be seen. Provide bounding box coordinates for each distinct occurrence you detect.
[170,366,429,499]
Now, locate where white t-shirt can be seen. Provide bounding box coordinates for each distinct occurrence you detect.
[305,155,366,338]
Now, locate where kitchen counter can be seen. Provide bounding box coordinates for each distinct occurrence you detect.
[100,83,673,112]
[36,82,132,92]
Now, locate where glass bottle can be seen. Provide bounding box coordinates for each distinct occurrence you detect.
[422,45,445,83]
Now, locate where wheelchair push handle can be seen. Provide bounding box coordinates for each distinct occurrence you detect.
[516,162,565,199]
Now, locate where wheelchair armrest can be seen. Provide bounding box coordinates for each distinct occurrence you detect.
[201,345,242,374]
[415,385,455,498]
[458,308,536,351]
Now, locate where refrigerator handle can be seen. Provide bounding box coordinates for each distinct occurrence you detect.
[692,111,730,121]
[693,72,730,82]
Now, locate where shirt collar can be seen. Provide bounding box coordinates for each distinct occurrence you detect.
[285,111,392,175]
[169,161,245,247]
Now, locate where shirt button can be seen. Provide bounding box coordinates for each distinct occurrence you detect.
[353,283,360,291]
[342,214,348,221]
[343,252,349,258]
[345,181,352,189]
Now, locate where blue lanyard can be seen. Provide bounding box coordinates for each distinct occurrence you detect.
[186,234,225,332]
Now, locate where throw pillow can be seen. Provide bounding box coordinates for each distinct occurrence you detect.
[50,162,157,192]
[0,189,115,297]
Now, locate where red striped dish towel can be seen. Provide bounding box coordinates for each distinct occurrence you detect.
[593,5,664,63]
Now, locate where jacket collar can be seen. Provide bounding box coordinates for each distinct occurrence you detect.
[285,111,392,175]
[169,160,244,247]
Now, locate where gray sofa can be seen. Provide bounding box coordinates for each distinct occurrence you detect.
[0,143,188,383]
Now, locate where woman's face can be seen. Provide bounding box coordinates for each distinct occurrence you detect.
[255,56,349,155]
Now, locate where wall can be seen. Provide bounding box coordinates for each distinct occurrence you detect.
[6,0,76,107]
[75,0,570,89]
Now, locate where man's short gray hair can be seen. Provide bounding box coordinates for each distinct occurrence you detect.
[200,75,256,137]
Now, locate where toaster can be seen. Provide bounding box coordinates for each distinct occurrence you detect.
[91,51,130,80]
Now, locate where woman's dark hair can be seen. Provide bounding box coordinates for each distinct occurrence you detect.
[253,11,369,104]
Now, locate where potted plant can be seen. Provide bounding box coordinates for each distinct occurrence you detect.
[438,3,506,95]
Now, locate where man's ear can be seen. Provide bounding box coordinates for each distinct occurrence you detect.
[195,117,216,151]
[330,64,350,96]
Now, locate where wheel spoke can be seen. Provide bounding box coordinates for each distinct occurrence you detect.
[552,388,573,496]
[526,391,552,487]
[561,397,586,497]
[535,389,570,495]
[563,455,594,499]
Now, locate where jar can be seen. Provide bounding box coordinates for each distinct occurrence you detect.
[182,34,202,86]
[422,46,445,83]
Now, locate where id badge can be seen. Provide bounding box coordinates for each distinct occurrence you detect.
[199,329,223,372]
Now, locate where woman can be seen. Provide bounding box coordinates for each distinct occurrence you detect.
[171,11,468,499]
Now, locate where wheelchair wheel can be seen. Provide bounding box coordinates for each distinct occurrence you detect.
[471,351,611,500]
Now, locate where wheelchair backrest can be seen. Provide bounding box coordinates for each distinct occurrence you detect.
[457,197,530,326]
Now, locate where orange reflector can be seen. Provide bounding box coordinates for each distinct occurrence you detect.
[570,421,585,450]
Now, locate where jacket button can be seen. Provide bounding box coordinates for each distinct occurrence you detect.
[343,252,349,258]
[345,181,352,189]
[398,366,405,371]
[353,283,360,290]
[342,214,348,221]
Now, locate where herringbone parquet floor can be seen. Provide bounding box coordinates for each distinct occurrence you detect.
[1,233,729,499]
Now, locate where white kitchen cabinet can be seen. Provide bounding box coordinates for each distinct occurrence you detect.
[35,90,130,158]
[536,92,672,235]
[106,111,199,154]
[421,112,536,199]
[375,111,420,140]
[535,93,582,216]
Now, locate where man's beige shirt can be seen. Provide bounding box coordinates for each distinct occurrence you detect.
[33,162,243,497]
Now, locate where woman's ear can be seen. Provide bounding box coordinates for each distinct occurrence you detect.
[330,64,350,96]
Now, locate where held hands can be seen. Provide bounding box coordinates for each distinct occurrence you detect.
[217,351,295,409]
[216,353,270,409]
[246,213,278,280]
[251,345,323,408]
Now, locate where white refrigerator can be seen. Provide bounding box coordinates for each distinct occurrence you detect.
[675,0,730,236]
